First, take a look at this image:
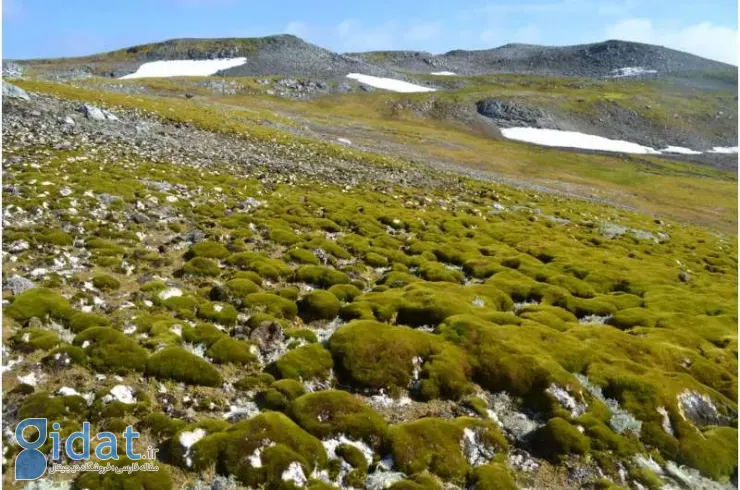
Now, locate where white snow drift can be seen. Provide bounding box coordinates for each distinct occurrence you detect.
[610,67,658,78]
[500,127,661,154]
[709,146,739,154]
[121,57,247,79]
[500,127,740,156]
[346,73,436,93]
[500,127,736,155]
[430,71,457,76]
[660,146,703,155]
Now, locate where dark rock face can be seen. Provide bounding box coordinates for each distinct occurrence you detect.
[476,98,555,128]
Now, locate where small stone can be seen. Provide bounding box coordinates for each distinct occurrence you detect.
[98,193,122,205]
[9,240,30,252]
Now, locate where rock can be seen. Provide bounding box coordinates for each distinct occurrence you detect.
[4,185,21,196]
[3,275,34,295]
[102,109,119,121]
[64,116,75,125]
[678,270,691,282]
[129,212,150,224]
[98,193,122,205]
[181,230,206,244]
[2,82,30,101]
[3,62,24,78]
[546,384,587,417]
[476,98,554,128]
[248,319,284,355]
[678,390,732,427]
[9,240,30,252]
[81,104,106,121]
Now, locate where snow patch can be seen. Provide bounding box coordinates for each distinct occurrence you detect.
[159,287,182,300]
[248,440,275,468]
[121,58,247,79]
[609,67,658,78]
[346,73,436,93]
[657,406,674,435]
[430,71,457,76]
[179,428,207,468]
[281,461,307,487]
[660,146,702,155]
[104,385,136,404]
[223,399,259,422]
[17,372,39,386]
[500,127,661,154]
[322,435,375,465]
[709,146,739,154]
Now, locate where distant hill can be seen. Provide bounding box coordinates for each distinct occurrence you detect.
[7,36,737,90]
[348,40,737,89]
[8,35,393,80]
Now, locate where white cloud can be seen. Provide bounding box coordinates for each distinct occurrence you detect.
[605,18,737,64]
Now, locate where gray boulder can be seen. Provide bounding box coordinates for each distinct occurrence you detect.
[2,82,30,101]
[81,104,106,120]
[476,98,555,128]
[81,104,118,121]
[3,276,34,295]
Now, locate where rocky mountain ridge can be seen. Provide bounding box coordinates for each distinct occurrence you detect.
[7,36,736,88]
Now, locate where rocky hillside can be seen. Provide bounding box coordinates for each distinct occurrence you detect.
[7,35,394,80]
[9,36,737,89]
[350,40,738,89]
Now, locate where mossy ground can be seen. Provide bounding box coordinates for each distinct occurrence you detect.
[2,77,737,489]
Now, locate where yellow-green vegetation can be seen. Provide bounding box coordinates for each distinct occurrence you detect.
[2,74,737,489]
[146,347,223,386]
[470,462,519,490]
[298,290,341,320]
[532,417,591,459]
[184,412,327,486]
[207,336,256,364]
[388,417,508,481]
[289,390,388,446]
[271,343,333,380]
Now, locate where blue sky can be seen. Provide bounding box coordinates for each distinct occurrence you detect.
[3,0,737,64]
